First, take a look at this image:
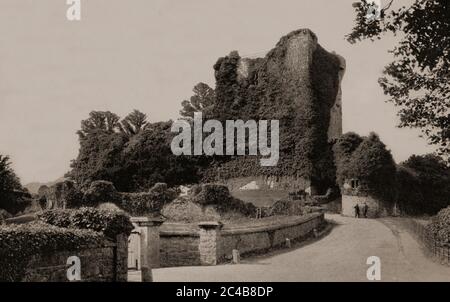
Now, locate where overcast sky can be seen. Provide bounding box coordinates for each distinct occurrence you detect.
[0,0,434,184]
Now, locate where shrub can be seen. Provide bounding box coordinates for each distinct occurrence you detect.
[0,222,104,282]
[0,209,12,224]
[269,199,304,216]
[427,206,450,247]
[119,183,177,216]
[189,184,257,216]
[83,180,121,206]
[191,184,232,206]
[38,207,133,239]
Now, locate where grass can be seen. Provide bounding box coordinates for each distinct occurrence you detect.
[230,190,289,207]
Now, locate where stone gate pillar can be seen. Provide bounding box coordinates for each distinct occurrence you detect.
[131,217,164,282]
[198,221,223,266]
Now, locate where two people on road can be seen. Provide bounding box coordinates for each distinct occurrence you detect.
[354,202,369,218]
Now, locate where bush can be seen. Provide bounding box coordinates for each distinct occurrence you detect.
[119,183,178,216]
[191,184,232,206]
[427,206,450,247]
[43,180,83,209]
[38,207,133,239]
[189,184,257,216]
[0,222,104,282]
[83,181,121,206]
[269,199,304,216]
[0,209,12,224]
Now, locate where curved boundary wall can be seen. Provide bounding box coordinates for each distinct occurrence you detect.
[160,213,325,267]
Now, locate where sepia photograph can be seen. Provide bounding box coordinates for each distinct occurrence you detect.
[0,0,449,288]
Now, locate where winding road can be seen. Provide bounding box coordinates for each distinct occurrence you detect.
[151,214,450,282]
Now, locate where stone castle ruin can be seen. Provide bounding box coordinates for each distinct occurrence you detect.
[207,29,345,196]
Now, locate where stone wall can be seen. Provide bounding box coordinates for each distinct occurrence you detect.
[341,195,391,218]
[160,213,324,267]
[160,224,201,267]
[219,213,324,261]
[22,234,128,282]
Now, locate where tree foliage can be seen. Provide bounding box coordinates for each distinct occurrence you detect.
[348,0,450,158]
[0,155,29,214]
[397,154,450,214]
[0,155,21,192]
[69,111,209,192]
[180,83,216,119]
[76,111,121,140]
[334,132,397,202]
[119,109,148,137]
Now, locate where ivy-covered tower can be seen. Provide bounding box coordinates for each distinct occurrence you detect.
[207,29,346,195]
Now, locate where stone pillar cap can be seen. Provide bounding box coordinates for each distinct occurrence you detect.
[131,216,165,226]
[198,221,223,229]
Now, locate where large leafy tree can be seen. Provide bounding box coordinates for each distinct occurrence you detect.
[334,132,397,202]
[348,0,450,158]
[119,110,148,137]
[180,82,216,119]
[69,111,208,192]
[400,154,450,213]
[77,111,121,140]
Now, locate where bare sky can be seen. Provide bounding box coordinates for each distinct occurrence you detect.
[0,0,434,184]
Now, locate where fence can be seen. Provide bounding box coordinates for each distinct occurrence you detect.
[403,219,450,266]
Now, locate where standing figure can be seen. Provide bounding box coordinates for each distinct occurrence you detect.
[354,203,360,218]
[362,202,369,218]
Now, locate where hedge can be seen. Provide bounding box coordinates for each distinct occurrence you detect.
[427,206,450,247]
[190,184,257,216]
[119,183,177,216]
[38,207,134,239]
[81,181,176,216]
[0,222,104,282]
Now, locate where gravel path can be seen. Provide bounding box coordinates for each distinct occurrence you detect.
[150,214,450,282]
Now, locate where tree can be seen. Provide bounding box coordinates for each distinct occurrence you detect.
[119,109,148,137]
[0,155,29,214]
[77,111,121,140]
[69,110,210,192]
[333,132,365,186]
[119,121,208,191]
[0,155,21,192]
[180,82,216,119]
[334,132,397,202]
[347,0,450,158]
[399,154,450,214]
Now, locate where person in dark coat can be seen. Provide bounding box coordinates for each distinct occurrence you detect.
[362,202,369,218]
[354,203,360,218]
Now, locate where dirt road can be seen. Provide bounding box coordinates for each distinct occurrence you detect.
[151,214,450,282]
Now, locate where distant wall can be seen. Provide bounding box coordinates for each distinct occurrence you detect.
[160,213,325,267]
[342,195,391,218]
[22,234,127,282]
